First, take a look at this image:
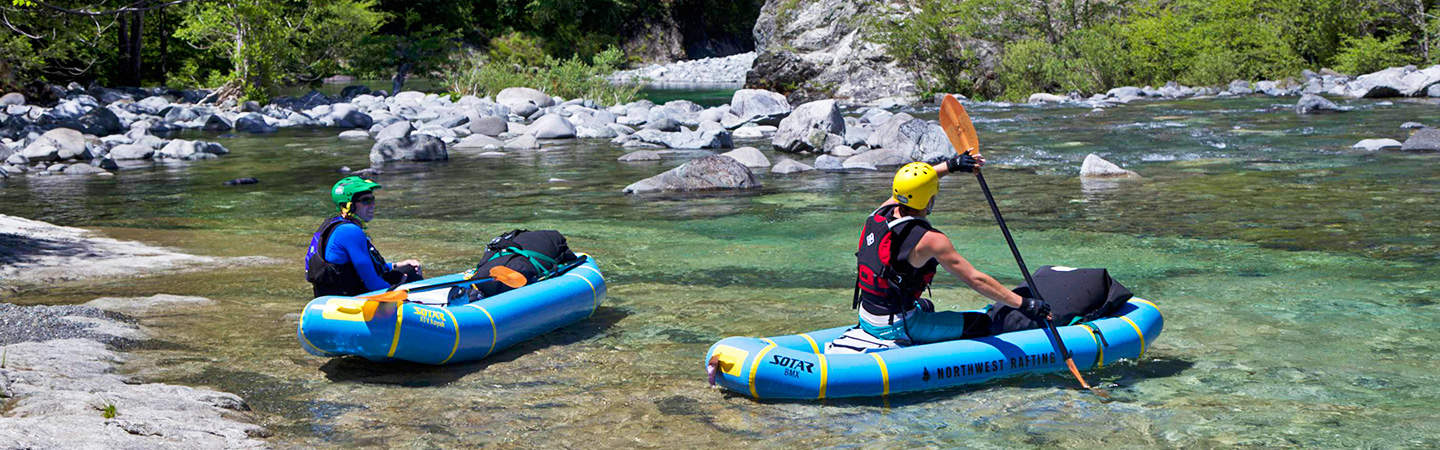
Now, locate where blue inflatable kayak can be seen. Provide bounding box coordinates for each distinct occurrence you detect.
[704,298,1162,399]
[298,255,606,364]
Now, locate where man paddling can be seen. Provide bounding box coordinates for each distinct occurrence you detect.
[304,176,423,297]
[853,155,1051,344]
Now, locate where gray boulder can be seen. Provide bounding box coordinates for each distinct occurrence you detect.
[23,128,96,162]
[337,130,370,140]
[1294,94,1347,114]
[329,103,373,129]
[202,114,233,132]
[772,99,844,153]
[618,150,662,161]
[730,89,791,124]
[370,134,448,163]
[622,155,760,194]
[453,134,503,149]
[1028,93,1068,103]
[374,121,412,143]
[162,106,199,123]
[157,140,228,160]
[1352,138,1402,151]
[1080,153,1140,178]
[234,113,277,133]
[869,116,952,162]
[1106,86,1144,103]
[813,154,845,171]
[496,87,552,117]
[719,146,770,168]
[629,128,733,149]
[842,147,909,167]
[770,158,814,174]
[0,92,24,105]
[1348,66,1408,98]
[1227,80,1254,95]
[644,116,683,132]
[60,163,109,175]
[504,134,540,150]
[531,114,577,139]
[108,143,155,160]
[1401,122,1427,129]
[1400,127,1440,151]
[468,115,509,136]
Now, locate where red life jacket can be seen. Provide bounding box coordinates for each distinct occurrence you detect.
[853,204,940,316]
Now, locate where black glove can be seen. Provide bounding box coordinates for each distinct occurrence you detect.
[948,153,979,173]
[1019,297,1051,320]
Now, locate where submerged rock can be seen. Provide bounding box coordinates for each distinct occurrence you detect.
[1079,153,1140,178]
[370,134,448,163]
[719,146,770,168]
[1294,94,1347,114]
[1352,139,1402,151]
[618,150,662,162]
[1400,127,1440,151]
[622,154,760,194]
[770,158,814,174]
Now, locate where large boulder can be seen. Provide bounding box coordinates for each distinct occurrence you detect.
[617,150,662,161]
[1352,138,1402,151]
[370,134,448,163]
[1080,153,1139,178]
[374,120,413,143]
[1347,66,1409,98]
[772,99,844,153]
[729,89,791,124]
[468,115,508,136]
[869,115,951,162]
[770,158,814,174]
[495,87,553,117]
[329,103,373,129]
[108,143,155,160]
[1294,94,1347,114]
[627,128,733,149]
[157,140,228,160]
[719,146,771,168]
[1400,127,1440,151]
[530,114,577,139]
[841,147,908,167]
[22,128,97,162]
[622,155,761,194]
[0,92,24,106]
[1226,80,1254,95]
[234,113,277,133]
[747,0,930,104]
[453,134,503,149]
[202,114,233,132]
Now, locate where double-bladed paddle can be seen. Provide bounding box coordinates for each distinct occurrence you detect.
[360,265,529,303]
[938,94,1109,398]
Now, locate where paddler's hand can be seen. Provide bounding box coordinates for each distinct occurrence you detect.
[1019,297,1052,321]
[948,153,983,173]
[396,259,422,275]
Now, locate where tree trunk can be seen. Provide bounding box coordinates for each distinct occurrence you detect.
[129,11,143,86]
[392,61,412,95]
[118,13,131,84]
[160,7,169,77]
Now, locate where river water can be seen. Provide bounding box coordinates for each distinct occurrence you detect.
[1,96,1436,447]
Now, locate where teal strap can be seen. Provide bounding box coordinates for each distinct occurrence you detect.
[1068,316,1083,326]
[485,247,560,279]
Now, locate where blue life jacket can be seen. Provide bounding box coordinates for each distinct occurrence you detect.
[304,216,387,297]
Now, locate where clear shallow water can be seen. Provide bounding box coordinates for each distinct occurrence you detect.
[1,96,1436,447]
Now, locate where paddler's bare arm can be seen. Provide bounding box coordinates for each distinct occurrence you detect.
[911,230,1023,308]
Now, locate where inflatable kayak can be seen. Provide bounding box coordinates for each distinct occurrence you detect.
[297,255,606,364]
[704,298,1161,399]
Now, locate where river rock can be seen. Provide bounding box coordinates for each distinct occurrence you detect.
[628,128,733,149]
[202,114,232,132]
[618,150,662,161]
[770,158,814,174]
[1028,93,1068,103]
[23,128,96,162]
[772,99,844,153]
[720,146,770,168]
[60,163,109,175]
[1400,127,1440,151]
[328,103,374,129]
[453,134,503,149]
[622,155,760,194]
[1294,94,1347,114]
[643,116,682,132]
[1226,80,1253,95]
[730,89,791,124]
[108,143,154,160]
[375,121,414,143]
[371,134,447,163]
[337,130,369,140]
[1352,139,1402,151]
[234,113,276,133]
[1401,122,1427,129]
[157,140,228,160]
[0,92,23,105]
[843,147,909,168]
[495,87,552,117]
[869,116,951,162]
[1080,153,1139,178]
[504,134,539,150]
[468,115,508,136]
[748,0,922,104]
[531,114,577,139]
[1106,86,1144,103]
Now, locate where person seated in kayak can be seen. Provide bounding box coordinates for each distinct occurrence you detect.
[853,156,1051,344]
[303,176,423,297]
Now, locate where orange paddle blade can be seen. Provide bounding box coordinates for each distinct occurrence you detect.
[938,94,980,155]
[361,289,409,303]
[489,266,528,289]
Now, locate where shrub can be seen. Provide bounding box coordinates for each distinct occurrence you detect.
[1333,33,1416,75]
[442,46,640,105]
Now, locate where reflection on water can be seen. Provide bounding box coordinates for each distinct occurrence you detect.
[1,96,1437,447]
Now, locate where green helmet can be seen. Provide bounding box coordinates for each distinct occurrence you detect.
[330,176,382,213]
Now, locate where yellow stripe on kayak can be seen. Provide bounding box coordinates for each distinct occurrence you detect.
[1132,298,1159,311]
[439,307,461,364]
[871,353,890,397]
[1083,324,1104,369]
[798,334,827,400]
[566,270,599,316]
[1120,316,1146,360]
[297,311,320,353]
[386,303,405,358]
[749,338,777,399]
[467,304,498,358]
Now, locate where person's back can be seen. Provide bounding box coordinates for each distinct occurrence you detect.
[303,176,422,297]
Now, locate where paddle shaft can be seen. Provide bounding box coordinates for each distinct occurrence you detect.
[972,170,1072,361]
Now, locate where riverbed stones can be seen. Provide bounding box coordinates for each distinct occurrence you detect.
[454,134,503,149]
[504,134,540,150]
[496,87,553,117]
[618,150,662,161]
[842,147,908,168]
[1400,127,1440,151]
[0,92,23,105]
[468,115,508,136]
[23,128,94,162]
[626,128,733,149]
[869,115,950,162]
[622,154,760,194]
[1352,138,1402,151]
[719,146,770,168]
[531,114,577,139]
[1295,94,1347,114]
[157,140,228,160]
[59,163,109,175]
[108,143,154,160]
[371,134,447,163]
[770,158,814,174]
[1028,93,1068,103]
[772,99,843,153]
[202,113,232,132]
[337,130,369,140]
[1080,153,1140,178]
[1227,80,1254,95]
[730,89,791,125]
[234,113,277,133]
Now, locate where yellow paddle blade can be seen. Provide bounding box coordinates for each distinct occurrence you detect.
[489,265,528,289]
[938,94,980,155]
[361,289,409,303]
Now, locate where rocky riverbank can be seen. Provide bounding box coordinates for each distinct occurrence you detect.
[608,52,755,86]
[0,299,267,448]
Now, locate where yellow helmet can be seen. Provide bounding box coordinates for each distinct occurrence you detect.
[892,162,939,209]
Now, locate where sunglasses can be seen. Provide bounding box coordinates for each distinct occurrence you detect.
[353,196,375,205]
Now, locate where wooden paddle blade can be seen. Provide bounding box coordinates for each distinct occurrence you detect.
[489,266,529,289]
[938,94,980,155]
[361,289,409,303]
